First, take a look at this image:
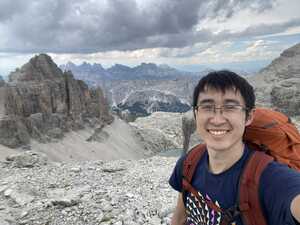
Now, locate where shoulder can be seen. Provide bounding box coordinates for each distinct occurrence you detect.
[169,148,208,192]
[169,154,188,192]
[260,161,300,207]
[259,161,300,223]
[261,161,300,183]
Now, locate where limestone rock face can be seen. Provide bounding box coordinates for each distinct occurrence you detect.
[0,54,113,148]
[130,112,184,152]
[9,54,63,82]
[0,116,30,148]
[249,43,300,116]
[271,80,300,116]
[182,110,202,153]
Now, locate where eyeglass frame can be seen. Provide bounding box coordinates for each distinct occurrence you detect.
[193,104,249,117]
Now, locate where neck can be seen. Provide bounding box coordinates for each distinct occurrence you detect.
[207,142,245,174]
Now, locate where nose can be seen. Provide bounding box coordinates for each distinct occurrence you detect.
[209,109,227,124]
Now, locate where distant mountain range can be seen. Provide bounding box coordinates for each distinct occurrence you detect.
[60,62,200,83]
[117,89,191,118]
[59,62,206,117]
[59,61,258,117]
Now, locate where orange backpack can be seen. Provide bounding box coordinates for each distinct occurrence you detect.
[181,107,300,225]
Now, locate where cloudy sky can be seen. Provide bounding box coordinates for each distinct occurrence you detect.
[0,0,300,76]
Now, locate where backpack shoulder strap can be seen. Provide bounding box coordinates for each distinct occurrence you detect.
[182,143,206,183]
[239,150,273,225]
[181,144,205,203]
[181,144,224,213]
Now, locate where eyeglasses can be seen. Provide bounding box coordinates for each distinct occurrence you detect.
[194,104,247,117]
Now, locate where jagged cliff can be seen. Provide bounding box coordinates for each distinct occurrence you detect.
[249,42,300,116]
[0,54,113,148]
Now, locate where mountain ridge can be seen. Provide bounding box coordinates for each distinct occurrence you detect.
[248,42,300,116]
[60,61,198,82]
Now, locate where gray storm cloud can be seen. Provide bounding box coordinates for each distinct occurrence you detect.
[0,0,296,53]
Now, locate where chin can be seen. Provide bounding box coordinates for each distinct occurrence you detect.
[205,141,233,152]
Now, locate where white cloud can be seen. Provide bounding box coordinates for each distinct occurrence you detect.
[0,0,300,75]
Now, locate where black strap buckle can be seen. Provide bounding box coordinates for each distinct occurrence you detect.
[222,205,241,224]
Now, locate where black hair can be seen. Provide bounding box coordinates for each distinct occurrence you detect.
[192,70,255,114]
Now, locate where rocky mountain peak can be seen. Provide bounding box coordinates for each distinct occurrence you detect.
[61,61,105,72]
[107,64,131,73]
[249,42,300,116]
[280,43,300,58]
[9,54,63,82]
[1,54,113,148]
[66,61,76,67]
[137,62,157,69]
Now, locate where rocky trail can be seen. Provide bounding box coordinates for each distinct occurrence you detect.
[0,152,178,225]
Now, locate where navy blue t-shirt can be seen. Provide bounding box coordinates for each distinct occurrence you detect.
[169,146,300,225]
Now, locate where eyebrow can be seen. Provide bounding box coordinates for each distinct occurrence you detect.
[223,99,241,105]
[198,99,215,105]
[198,99,241,105]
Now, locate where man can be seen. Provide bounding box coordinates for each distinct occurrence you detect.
[169,70,300,225]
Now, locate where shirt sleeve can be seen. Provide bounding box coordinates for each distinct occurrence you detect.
[169,155,186,192]
[259,161,300,224]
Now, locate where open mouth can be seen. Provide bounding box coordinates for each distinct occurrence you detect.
[208,130,229,136]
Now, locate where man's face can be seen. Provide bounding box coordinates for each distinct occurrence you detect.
[195,87,253,152]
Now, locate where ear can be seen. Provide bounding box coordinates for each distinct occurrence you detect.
[245,108,255,126]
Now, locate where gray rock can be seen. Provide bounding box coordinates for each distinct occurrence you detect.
[0,155,219,224]
[249,42,300,116]
[47,128,64,139]
[0,75,5,87]
[271,80,300,116]
[130,111,184,153]
[182,110,199,153]
[48,185,91,207]
[3,188,35,206]
[1,54,113,148]
[86,124,110,142]
[0,116,31,148]
[6,151,48,168]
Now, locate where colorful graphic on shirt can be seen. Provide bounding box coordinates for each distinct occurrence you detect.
[185,191,224,225]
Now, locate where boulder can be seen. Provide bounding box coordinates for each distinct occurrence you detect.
[6,151,48,168]
[0,116,30,148]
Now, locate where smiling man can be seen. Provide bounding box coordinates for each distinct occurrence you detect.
[169,70,300,225]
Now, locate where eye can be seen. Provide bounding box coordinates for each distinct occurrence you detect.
[200,105,215,111]
[223,105,239,111]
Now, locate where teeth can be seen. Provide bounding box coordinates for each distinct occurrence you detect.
[209,130,227,135]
